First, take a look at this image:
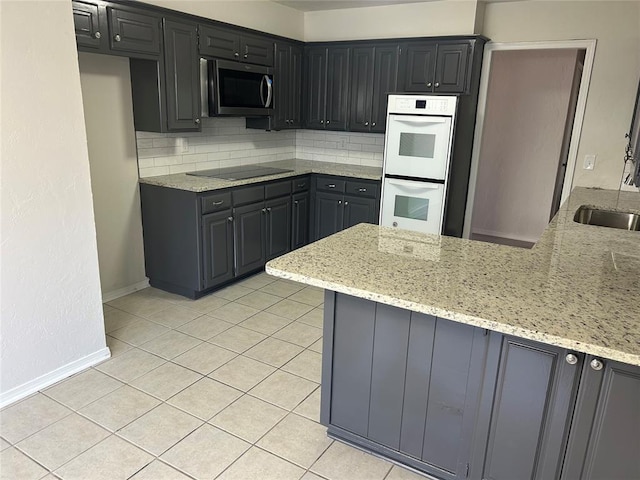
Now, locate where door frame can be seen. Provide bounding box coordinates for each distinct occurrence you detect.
[462,39,597,239]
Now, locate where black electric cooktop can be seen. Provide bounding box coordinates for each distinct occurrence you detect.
[186,166,293,181]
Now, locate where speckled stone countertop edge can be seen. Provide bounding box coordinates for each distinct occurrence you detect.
[266,262,640,367]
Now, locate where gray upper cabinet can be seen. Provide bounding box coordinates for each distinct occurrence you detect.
[274,42,303,129]
[199,25,274,66]
[562,357,640,480]
[72,1,106,52]
[304,46,350,131]
[107,7,161,55]
[163,19,201,131]
[400,41,470,94]
[349,45,399,133]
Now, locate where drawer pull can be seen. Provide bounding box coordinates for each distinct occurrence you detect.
[297,183,306,188]
[358,188,367,193]
[327,184,336,188]
[211,200,224,206]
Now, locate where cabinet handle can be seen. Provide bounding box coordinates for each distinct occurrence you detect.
[435,82,440,88]
[114,34,121,42]
[327,184,336,188]
[94,31,101,39]
[227,216,233,222]
[297,183,305,188]
[365,121,369,126]
[212,200,224,206]
[358,188,367,192]
[234,52,239,58]
[194,118,200,124]
[590,358,604,371]
[565,353,578,365]
[426,82,432,87]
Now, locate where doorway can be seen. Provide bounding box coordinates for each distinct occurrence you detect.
[463,40,596,246]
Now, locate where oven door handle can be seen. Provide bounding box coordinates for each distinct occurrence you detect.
[395,117,448,125]
[386,179,441,190]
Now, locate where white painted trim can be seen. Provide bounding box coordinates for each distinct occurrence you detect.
[462,39,597,239]
[0,347,111,408]
[102,278,149,303]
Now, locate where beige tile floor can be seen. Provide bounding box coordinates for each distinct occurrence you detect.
[0,272,426,480]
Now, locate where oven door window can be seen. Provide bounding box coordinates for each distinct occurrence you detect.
[398,133,436,159]
[394,195,429,221]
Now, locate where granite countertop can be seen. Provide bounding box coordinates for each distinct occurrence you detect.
[138,159,382,192]
[266,187,640,366]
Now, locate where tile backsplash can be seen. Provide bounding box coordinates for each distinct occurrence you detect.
[135,117,384,178]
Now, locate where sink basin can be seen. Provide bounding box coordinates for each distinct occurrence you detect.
[573,205,640,231]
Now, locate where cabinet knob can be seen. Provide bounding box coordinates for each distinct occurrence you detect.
[365,122,369,126]
[294,200,299,205]
[372,122,376,127]
[565,353,578,365]
[426,82,432,87]
[338,200,342,205]
[227,216,233,222]
[590,358,604,371]
[266,207,272,213]
[320,120,324,124]
[435,82,440,88]
[114,34,121,42]
[326,120,330,124]
[243,54,248,59]
[261,208,267,214]
[344,201,349,206]
[234,52,239,58]
[94,31,101,39]
[194,118,200,124]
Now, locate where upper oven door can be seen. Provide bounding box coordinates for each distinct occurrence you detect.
[384,114,454,180]
[380,177,445,234]
[214,59,273,116]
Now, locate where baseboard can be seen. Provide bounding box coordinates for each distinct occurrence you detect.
[471,227,538,245]
[0,347,111,409]
[102,279,149,303]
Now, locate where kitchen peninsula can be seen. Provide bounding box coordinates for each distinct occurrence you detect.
[266,187,640,480]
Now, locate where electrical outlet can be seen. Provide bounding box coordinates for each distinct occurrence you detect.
[583,154,596,170]
[180,138,189,153]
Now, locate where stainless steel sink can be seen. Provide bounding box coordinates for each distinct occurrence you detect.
[573,205,640,231]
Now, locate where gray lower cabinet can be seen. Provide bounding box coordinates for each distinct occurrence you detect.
[201,210,234,289]
[322,291,640,480]
[292,192,310,250]
[265,196,292,260]
[233,202,266,277]
[314,192,344,240]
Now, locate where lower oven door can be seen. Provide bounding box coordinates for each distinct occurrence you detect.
[380,177,445,234]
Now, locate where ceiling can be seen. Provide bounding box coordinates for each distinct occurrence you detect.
[273,0,439,12]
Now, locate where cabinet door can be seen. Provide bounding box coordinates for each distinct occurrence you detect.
[289,45,303,128]
[201,210,234,289]
[273,43,290,129]
[314,192,343,240]
[199,25,240,60]
[107,7,161,55]
[233,203,266,276]
[292,191,310,250]
[401,42,436,92]
[265,197,291,260]
[72,1,105,51]
[349,47,375,132]
[163,20,200,132]
[305,47,327,130]
[562,357,640,480]
[434,43,469,94]
[472,335,582,480]
[371,45,399,133]
[241,34,274,66]
[325,47,350,131]
[343,195,377,228]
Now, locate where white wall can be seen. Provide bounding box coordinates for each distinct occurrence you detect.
[482,0,640,190]
[0,1,108,407]
[471,49,578,243]
[78,54,148,299]
[304,0,478,41]
[144,0,304,40]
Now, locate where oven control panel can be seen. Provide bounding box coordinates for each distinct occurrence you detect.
[388,94,457,116]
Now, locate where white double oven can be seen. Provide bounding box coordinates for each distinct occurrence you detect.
[380,95,458,235]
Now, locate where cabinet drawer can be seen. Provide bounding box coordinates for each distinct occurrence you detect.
[346,180,379,198]
[292,177,310,192]
[266,180,292,199]
[315,176,346,193]
[233,185,265,206]
[201,192,231,214]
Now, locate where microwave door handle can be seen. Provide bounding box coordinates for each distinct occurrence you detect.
[259,75,266,107]
[265,76,273,108]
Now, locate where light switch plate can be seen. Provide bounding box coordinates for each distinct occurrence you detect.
[583,154,596,170]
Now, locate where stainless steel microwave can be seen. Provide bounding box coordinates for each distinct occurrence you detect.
[200,58,273,117]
